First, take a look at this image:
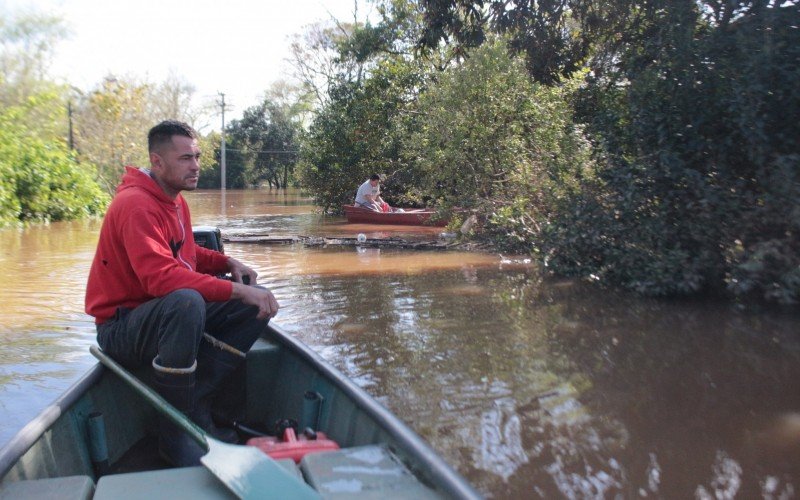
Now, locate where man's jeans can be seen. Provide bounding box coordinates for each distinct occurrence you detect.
[96,288,268,370]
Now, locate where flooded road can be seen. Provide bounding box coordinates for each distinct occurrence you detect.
[1,189,799,498]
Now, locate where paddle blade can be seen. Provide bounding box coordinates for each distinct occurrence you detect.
[203,438,321,500]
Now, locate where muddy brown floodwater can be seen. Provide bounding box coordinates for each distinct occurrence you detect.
[1,189,799,498]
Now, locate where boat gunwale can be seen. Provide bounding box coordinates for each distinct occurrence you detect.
[343,204,436,215]
[341,204,448,226]
[0,363,104,479]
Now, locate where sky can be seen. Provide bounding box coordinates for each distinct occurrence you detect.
[1,0,370,128]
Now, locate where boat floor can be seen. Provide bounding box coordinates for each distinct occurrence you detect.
[109,436,169,475]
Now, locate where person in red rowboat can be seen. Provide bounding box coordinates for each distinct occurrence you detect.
[354,173,389,212]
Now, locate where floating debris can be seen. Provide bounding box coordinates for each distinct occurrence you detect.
[224,235,297,244]
[442,284,488,296]
[335,323,370,336]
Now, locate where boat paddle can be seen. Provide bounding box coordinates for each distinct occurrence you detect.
[90,345,320,500]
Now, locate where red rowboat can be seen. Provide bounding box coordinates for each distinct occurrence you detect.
[342,204,448,226]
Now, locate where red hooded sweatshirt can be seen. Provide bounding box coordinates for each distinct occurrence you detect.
[85,166,232,324]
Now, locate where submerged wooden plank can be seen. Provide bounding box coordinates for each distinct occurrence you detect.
[304,237,453,250]
[222,232,456,249]
[223,236,297,244]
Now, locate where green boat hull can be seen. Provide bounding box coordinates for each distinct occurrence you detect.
[0,324,481,499]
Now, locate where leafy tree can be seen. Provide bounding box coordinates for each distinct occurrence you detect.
[563,2,800,302]
[148,72,211,129]
[0,101,108,225]
[264,80,316,128]
[0,8,108,225]
[73,75,204,192]
[415,0,800,303]
[295,1,452,211]
[0,146,19,226]
[405,39,594,246]
[0,10,68,106]
[196,130,222,189]
[73,77,152,191]
[297,56,424,212]
[221,96,303,189]
[418,0,592,85]
[288,19,365,107]
[0,9,74,143]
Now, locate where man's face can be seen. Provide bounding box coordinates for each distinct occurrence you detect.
[370,179,380,187]
[150,135,201,198]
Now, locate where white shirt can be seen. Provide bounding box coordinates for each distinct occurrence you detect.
[355,180,379,206]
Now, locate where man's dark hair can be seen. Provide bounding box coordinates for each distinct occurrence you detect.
[148,120,197,153]
[370,174,381,181]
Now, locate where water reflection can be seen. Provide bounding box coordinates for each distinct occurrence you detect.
[459,278,800,498]
[475,398,529,481]
[0,219,101,445]
[0,189,798,500]
[269,256,800,498]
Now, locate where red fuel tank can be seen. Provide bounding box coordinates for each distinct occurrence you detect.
[246,428,340,463]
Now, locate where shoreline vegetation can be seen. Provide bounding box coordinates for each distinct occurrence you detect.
[1,1,797,304]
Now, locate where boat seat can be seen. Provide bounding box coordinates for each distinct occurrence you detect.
[300,445,440,499]
[94,446,440,499]
[0,475,94,500]
[92,460,300,499]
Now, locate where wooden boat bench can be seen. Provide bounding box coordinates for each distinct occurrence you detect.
[91,445,437,499]
[92,459,299,499]
[0,475,95,500]
[300,445,439,499]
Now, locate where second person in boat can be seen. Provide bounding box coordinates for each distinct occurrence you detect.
[355,173,392,212]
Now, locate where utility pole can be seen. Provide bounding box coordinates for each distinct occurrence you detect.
[218,92,227,192]
[67,101,74,150]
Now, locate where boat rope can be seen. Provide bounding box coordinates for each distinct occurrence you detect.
[203,333,246,358]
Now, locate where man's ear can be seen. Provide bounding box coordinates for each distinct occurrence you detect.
[149,152,162,171]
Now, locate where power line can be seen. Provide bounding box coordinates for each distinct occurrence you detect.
[224,148,299,154]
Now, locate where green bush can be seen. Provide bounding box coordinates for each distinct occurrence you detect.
[298,3,799,304]
[297,59,423,212]
[0,159,21,226]
[562,5,800,302]
[0,102,109,225]
[404,39,595,251]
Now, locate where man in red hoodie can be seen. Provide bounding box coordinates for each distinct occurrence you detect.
[85,120,278,466]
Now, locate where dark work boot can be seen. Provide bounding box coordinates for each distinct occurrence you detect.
[191,398,238,444]
[194,335,248,443]
[152,358,205,467]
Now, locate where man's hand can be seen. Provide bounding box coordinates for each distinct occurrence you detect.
[231,282,280,320]
[227,256,258,285]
